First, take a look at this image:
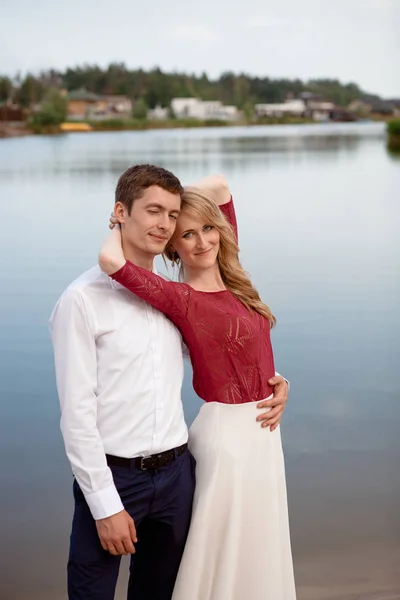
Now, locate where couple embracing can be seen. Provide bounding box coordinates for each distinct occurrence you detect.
[50,164,296,599]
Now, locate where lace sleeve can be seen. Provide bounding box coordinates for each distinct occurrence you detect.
[220,196,238,243]
[110,260,190,323]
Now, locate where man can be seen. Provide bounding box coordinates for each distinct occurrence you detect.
[50,164,289,600]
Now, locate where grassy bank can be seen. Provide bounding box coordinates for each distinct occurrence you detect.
[387,118,400,152]
[88,118,232,131]
[2,115,358,138]
[87,115,315,130]
[23,118,233,135]
[27,115,316,135]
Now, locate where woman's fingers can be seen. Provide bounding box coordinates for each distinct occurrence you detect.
[109,212,119,229]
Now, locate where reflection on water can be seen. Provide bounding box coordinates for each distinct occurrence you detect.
[0,123,399,600]
[0,122,385,180]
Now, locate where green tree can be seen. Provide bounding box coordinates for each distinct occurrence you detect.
[31,88,67,127]
[15,74,45,108]
[387,118,400,153]
[0,76,13,102]
[132,97,148,120]
[243,101,254,122]
[0,63,386,120]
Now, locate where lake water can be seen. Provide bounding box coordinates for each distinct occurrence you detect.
[0,123,399,600]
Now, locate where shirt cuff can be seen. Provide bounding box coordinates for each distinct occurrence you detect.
[84,483,124,520]
[275,371,290,391]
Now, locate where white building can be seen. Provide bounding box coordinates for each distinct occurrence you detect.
[202,102,239,121]
[220,105,239,120]
[171,98,204,119]
[147,105,169,120]
[101,95,132,114]
[171,98,239,121]
[305,100,335,121]
[254,99,306,118]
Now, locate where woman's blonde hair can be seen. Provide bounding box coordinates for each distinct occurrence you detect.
[164,187,276,327]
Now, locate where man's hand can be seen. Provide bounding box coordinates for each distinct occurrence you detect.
[96,509,138,556]
[256,376,289,432]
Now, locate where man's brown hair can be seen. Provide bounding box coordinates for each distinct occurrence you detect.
[115,164,184,214]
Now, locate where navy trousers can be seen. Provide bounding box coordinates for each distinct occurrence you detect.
[68,449,196,600]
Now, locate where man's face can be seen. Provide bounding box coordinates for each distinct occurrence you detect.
[116,186,181,257]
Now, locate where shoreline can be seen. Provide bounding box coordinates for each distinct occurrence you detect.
[0,116,389,139]
[1,117,311,138]
[0,123,31,138]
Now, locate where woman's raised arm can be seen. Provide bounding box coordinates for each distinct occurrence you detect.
[190,174,238,241]
[99,229,190,324]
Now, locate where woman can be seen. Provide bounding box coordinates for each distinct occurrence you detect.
[100,186,296,600]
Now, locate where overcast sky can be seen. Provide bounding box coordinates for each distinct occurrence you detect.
[2,0,399,97]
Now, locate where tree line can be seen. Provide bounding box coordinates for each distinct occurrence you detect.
[0,63,382,110]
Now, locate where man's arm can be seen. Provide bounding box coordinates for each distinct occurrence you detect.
[50,289,122,518]
[256,374,290,432]
[50,289,137,555]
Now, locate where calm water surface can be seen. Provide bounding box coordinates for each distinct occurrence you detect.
[0,123,399,600]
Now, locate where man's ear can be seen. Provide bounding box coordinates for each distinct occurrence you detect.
[114,202,127,223]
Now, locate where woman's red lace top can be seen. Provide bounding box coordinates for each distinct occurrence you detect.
[110,198,275,404]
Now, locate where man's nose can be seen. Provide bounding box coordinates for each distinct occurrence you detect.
[157,213,170,231]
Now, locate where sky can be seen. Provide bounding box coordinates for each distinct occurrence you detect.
[1,0,400,98]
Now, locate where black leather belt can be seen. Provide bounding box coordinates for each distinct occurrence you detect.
[106,443,188,471]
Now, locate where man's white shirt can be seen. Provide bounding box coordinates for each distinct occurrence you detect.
[49,266,188,520]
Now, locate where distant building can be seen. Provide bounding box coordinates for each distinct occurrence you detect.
[348,98,397,117]
[147,105,170,120]
[171,98,239,121]
[388,99,400,112]
[95,95,132,116]
[171,98,203,119]
[300,93,335,121]
[255,99,306,118]
[67,89,101,119]
[221,105,239,120]
[255,94,355,122]
[201,101,224,119]
[330,107,357,122]
[67,88,132,120]
[0,102,27,122]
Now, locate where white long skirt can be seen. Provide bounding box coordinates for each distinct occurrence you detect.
[172,398,296,600]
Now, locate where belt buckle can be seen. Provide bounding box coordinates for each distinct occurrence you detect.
[140,457,149,471]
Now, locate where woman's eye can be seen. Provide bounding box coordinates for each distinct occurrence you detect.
[183,232,193,239]
[204,225,213,232]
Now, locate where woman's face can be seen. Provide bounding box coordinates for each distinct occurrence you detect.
[171,210,220,271]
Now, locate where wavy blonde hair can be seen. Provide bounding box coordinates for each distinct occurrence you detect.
[164,187,276,327]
